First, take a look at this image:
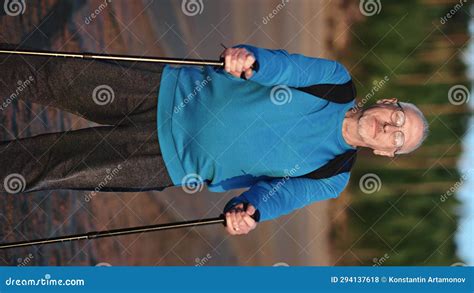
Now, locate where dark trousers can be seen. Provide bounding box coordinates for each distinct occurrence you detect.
[0,44,173,193]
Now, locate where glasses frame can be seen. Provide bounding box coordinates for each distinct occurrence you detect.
[391,102,405,154]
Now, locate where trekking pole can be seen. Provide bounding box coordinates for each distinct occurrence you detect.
[0,48,224,67]
[0,48,258,78]
[0,204,259,250]
[0,216,225,250]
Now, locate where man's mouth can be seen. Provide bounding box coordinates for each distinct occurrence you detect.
[358,114,379,141]
[372,118,377,138]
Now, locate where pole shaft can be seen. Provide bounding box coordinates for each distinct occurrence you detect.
[0,49,224,67]
[0,217,224,250]
[0,48,228,250]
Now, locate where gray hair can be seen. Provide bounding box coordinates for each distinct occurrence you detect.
[396,102,429,154]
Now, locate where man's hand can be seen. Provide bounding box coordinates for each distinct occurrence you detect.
[225,203,257,236]
[221,47,256,79]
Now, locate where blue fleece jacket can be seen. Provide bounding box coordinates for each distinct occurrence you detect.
[157,44,355,221]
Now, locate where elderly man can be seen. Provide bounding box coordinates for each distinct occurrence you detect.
[0,44,428,236]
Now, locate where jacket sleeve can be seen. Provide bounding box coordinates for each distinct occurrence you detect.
[225,172,350,222]
[233,44,351,87]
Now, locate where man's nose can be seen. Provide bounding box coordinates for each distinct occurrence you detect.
[384,124,400,133]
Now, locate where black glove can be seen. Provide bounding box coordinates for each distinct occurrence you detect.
[223,197,261,223]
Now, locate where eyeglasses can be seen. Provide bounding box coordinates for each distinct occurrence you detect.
[390,102,405,153]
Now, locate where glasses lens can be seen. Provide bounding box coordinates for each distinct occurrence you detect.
[392,110,405,127]
[394,131,404,148]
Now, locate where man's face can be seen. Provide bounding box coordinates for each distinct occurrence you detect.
[357,99,424,157]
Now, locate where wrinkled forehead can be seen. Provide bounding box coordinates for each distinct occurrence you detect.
[399,105,424,152]
[368,102,399,112]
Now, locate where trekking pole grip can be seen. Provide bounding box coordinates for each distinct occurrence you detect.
[221,202,261,227]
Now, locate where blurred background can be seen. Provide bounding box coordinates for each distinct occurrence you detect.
[0,0,471,266]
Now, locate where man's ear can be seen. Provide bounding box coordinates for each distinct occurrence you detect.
[373,149,395,157]
[376,98,398,105]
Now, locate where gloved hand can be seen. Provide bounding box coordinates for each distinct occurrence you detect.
[223,200,260,236]
[220,47,256,79]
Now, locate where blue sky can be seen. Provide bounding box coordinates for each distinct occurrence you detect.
[455,6,473,266]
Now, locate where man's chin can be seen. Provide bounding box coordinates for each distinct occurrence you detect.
[358,129,371,143]
[357,116,372,142]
